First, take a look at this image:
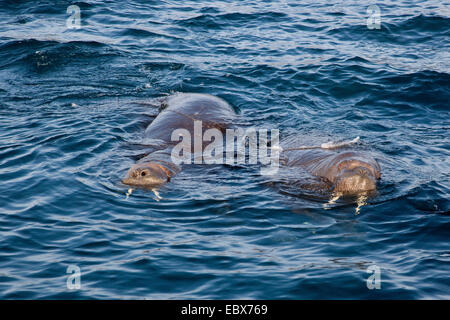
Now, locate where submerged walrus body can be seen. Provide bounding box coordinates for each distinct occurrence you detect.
[281,148,381,194]
[122,93,236,187]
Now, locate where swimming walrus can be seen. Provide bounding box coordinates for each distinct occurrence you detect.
[122,93,236,187]
[280,147,381,194]
[122,92,381,194]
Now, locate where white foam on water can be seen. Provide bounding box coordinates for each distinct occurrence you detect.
[321,136,360,149]
[282,136,361,152]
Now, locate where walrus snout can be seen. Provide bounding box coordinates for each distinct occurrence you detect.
[333,166,377,193]
[122,162,170,187]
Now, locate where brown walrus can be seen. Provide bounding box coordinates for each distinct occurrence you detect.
[122,92,381,195]
[122,93,236,187]
[280,147,381,194]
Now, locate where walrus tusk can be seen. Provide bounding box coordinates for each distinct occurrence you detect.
[152,188,162,201]
[323,192,342,209]
[355,193,368,215]
[125,188,162,201]
[323,191,368,214]
[126,188,134,199]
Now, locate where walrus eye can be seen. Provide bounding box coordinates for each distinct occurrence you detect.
[141,171,147,177]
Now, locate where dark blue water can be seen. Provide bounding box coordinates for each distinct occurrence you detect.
[0,0,449,299]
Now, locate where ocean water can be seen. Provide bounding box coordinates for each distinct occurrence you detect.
[0,0,449,299]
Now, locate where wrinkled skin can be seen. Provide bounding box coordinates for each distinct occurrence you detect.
[281,149,381,194]
[122,93,236,187]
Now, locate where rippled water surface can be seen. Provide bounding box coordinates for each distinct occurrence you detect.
[0,0,449,299]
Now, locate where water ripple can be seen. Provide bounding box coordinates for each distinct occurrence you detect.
[0,0,448,299]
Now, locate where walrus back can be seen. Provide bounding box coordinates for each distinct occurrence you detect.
[144,93,236,142]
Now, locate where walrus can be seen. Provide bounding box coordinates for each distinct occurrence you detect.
[122,92,381,195]
[280,147,381,194]
[122,93,236,187]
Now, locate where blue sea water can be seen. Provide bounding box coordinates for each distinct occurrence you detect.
[0,0,449,299]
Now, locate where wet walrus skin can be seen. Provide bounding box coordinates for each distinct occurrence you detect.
[281,148,381,194]
[122,93,236,187]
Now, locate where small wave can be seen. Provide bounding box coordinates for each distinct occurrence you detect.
[328,14,449,45]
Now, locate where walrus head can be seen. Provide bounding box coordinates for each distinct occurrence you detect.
[121,162,171,187]
[332,158,381,193]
